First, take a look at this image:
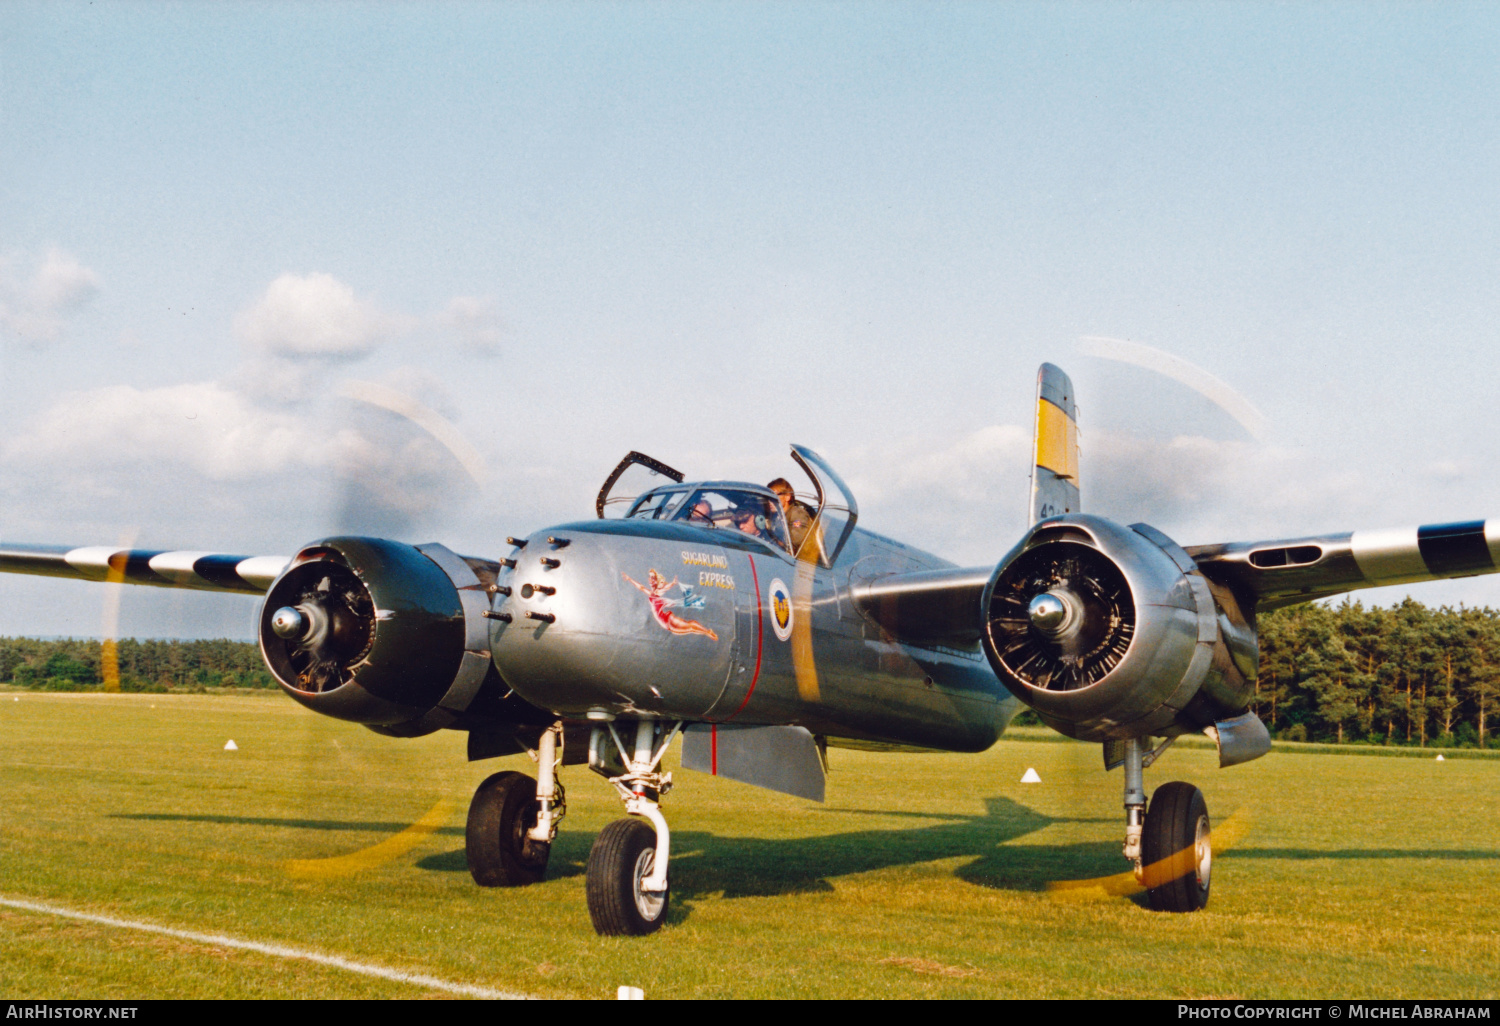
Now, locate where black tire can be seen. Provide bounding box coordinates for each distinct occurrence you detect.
[586,817,669,936]
[465,771,550,887]
[1142,781,1211,912]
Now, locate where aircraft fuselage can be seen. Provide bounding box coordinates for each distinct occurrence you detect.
[490,518,1018,752]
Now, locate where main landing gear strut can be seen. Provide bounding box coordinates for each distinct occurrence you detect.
[1120,736,1211,913]
[465,723,566,887]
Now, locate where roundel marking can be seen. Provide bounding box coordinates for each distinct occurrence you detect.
[768,577,793,641]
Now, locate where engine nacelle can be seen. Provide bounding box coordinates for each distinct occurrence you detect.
[980,515,1258,743]
[258,536,496,737]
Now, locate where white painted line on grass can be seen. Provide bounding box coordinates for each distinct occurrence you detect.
[0,896,535,1000]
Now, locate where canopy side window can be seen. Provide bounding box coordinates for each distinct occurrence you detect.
[790,444,859,567]
[597,452,685,519]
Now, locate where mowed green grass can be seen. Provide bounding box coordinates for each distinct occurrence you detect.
[1,691,1497,999]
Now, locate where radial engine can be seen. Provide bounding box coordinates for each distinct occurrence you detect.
[257,536,510,738]
[980,514,1262,749]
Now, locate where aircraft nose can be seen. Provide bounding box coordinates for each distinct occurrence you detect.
[489,526,738,719]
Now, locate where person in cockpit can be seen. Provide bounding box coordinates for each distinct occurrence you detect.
[686,499,714,526]
[767,478,815,553]
[733,496,790,551]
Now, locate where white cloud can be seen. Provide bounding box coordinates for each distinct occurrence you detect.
[833,424,1389,566]
[3,381,328,481]
[0,247,100,344]
[234,272,408,359]
[437,295,503,356]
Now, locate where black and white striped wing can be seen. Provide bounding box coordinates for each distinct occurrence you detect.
[0,543,289,595]
[1187,520,1500,610]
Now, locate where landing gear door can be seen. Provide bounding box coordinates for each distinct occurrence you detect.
[596,452,685,519]
[789,444,859,567]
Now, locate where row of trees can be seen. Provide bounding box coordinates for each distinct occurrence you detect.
[1258,599,1496,748]
[1,597,1495,747]
[0,636,276,692]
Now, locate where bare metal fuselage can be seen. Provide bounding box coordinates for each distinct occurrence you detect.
[491,518,1019,753]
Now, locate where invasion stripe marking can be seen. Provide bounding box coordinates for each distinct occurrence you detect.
[0,895,534,1000]
[235,555,290,590]
[193,553,259,590]
[113,550,174,586]
[1417,521,1494,577]
[42,546,284,593]
[63,546,128,578]
[148,550,218,585]
[1349,527,1427,583]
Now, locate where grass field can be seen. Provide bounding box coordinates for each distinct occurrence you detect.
[1,690,1497,999]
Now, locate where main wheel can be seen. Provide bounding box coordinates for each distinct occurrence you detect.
[466,771,550,887]
[586,817,669,936]
[1142,781,1211,912]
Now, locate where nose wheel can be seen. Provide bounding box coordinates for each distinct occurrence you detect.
[587,817,669,935]
[584,717,682,936]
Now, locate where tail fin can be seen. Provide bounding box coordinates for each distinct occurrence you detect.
[1030,363,1080,524]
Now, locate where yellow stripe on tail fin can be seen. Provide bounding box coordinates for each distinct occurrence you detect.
[1031,363,1080,524]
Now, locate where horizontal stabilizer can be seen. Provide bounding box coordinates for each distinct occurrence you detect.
[681,723,825,802]
[0,542,288,595]
[1189,519,1500,610]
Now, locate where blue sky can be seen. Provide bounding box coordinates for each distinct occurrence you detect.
[4,2,1500,638]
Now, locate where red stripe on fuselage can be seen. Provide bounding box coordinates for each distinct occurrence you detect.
[723,554,763,722]
[711,723,718,775]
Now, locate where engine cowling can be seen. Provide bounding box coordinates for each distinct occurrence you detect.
[258,536,495,737]
[980,515,1258,742]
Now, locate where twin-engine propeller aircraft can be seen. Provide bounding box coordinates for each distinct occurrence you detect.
[4,364,1496,935]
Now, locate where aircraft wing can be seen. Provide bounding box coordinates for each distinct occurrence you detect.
[853,517,1500,647]
[1186,518,1500,611]
[0,542,288,595]
[851,565,992,645]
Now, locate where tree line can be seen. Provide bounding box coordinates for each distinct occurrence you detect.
[1,596,1496,747]
[0,636,276,693]
[1257,598,1496,748]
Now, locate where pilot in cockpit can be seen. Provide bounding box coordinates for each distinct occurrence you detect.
[686,499,714,526]
[767,478,815,553]
[734,496,790,552]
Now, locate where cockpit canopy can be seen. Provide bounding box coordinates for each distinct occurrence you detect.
[627,484,792,553]
[597,445,859,566]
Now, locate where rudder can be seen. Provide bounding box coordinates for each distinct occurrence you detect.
[1031,363,1080,524]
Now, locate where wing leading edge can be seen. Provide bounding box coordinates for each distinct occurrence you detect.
[0,543,288,595]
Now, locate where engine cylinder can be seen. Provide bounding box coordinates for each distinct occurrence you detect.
[258,536,489,734]
[980,515,1254,742]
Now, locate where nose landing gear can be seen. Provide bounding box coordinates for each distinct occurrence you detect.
[585,717,683,936]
